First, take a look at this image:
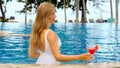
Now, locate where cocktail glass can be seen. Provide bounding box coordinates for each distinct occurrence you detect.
[87,44,99,63]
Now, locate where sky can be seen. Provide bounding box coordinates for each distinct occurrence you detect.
[1,0,120,23]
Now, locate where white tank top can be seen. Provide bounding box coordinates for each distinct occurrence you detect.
[36,29,61,64]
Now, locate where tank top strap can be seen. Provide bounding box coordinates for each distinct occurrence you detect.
[45,29,50,41]
[44,29,50,50]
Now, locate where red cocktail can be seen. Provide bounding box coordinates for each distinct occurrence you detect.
[87,45,99,55]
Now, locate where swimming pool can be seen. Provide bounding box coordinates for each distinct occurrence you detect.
[0,22,120,64]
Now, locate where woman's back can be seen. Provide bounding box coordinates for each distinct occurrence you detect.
[36,29,61,64]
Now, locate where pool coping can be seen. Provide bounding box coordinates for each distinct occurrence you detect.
[0,62,120,68]
[0,30,30,37]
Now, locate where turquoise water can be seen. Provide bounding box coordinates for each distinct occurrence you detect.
[0,22,120,64]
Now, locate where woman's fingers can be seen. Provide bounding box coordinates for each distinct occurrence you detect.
[85,54,94,61]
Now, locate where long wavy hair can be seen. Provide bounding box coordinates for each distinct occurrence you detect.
[30,2,55,52]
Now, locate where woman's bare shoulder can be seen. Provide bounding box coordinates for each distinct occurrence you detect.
[48,29,56,35]
[47,29,57,38]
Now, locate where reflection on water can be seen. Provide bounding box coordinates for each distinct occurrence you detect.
[0,22,120,64]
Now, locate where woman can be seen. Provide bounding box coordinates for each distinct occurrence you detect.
[29,2,93,64]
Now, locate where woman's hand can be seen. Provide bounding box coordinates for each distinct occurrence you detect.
[78,53,94,61]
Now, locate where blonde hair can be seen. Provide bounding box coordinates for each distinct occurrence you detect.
[30,2,55,52]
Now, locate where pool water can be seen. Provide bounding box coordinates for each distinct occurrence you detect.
[0,22,120,64]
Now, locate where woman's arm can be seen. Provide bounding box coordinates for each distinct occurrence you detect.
[47,30,93,61]
[28,44,40,58]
